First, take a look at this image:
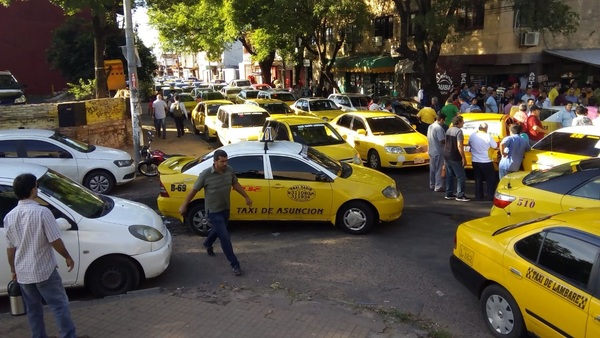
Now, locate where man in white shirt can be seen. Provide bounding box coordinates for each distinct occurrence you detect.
[152,94,168,139]
[368,97,381,111]
[468,123,498,200]
[485,89,499,113]
[520,87,536,104]
[427,114,446,192]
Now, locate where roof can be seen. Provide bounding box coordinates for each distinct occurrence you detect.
[245,99,285,104]
[267,115,328,124]
[212,140,304,156]
[0,129,55,137]
[339,111,397,118]
[201,100,233,105]
[460,113,506,122]
[544,49,600,67]
[0,163,48,180]
[329,93,369,98]
[219,104,269,114]
[297,97,334,102]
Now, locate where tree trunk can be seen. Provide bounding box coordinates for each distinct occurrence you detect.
[258,51,276,85]
[92,15,108,98]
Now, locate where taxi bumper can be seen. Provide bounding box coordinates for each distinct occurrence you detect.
[449,254,486,297]
[381,152,429,168]
[374,197,404,222]
[134,230,173,279]
[157,196,185,222]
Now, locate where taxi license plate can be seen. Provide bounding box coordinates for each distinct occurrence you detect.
[414,157,425,164]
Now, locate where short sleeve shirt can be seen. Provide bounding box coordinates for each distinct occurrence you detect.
[443,126,464,161]
[441,104,459,126]
[193,165,238,213]
[4,200,61,284]
[499,135,530,172]
[526,115,544,141]
[417,107,437,124]
[427,122,446,157]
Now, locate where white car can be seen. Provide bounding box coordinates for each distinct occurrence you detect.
[214,104,270,145]
[0,163,172,297]
[0,129,136,194]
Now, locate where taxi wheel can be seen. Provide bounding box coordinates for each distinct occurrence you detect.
[367,150,381,170]
[86,256,140,298]
[84,170,115,194]
[187,203,212,236]
[480,285,526,338]
[336,201,375,235]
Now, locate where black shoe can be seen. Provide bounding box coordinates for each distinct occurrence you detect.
[233,266,242,276]
[205,246,215,257]
[444,194,456,200]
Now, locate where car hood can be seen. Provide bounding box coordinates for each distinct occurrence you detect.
[344,164,395,187]
[101,196,167,233]
[158,156,197,175]
[372,132,427,146]
[87,145,132,160]
[315,144,358,162]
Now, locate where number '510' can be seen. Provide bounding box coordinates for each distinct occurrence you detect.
[516,197,535,208]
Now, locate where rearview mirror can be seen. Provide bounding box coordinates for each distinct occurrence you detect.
[357,129,367,136]
[56,218,72,231]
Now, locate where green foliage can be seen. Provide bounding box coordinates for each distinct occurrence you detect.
[67,78,96,100]
[512,0,579,35]
[46,17,95,82]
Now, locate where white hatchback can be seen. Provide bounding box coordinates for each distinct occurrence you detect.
[0,129,135,194]
[0,163,172,297]
[214,104,270,145]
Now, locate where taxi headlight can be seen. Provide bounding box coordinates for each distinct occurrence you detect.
[384,146,404,154]
[352,153,362,165]
[129,225,164,242]
[14,94,26,104]
[114,159,134,167]
[382,186,399,199]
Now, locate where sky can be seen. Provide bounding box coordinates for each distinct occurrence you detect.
[132,7,160,56]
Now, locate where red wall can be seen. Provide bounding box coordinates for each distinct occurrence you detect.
[0,0,69,96]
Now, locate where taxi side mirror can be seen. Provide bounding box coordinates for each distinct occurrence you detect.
[316,172,333,182]
[56,218,72,231]
[356,129,367,136]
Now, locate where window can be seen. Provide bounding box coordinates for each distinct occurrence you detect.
[0,185,18,228]
[515,233,544,262]
[513,0,541,28]
[269,156,320,181]
[367,116,413,135]
[533,133,600,157]
[23,140,70,159]
[374,16,394,39]
[407,12,417,37]
[570,177,600,200]
[230,112,269,127]
[345,24,361,43]
[336,115,353,128]
[299,100,309,111]
[538,231,598,289]
[0,140,19,158]
[351,117,366,131]
[456,0,485,31]
[228,156,265,179]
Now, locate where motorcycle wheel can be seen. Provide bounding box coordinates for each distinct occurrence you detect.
[138,161,159,177]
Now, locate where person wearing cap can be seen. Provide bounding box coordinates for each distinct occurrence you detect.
[467,123,497,200]
[525,105,546,146]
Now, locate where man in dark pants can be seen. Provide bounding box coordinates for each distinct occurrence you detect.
[5,173,78,338]
[467,123,498,201]
[443,115,470,202]
[179,149,252,276]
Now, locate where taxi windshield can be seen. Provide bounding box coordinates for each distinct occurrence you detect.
[305,146,343,176]
[272,93,296,101]
[207,104,225,116]
[231,112,269,127]
[290,124,346,146]
[309,100,338,111]
[350,96,369,108]
[367,116,413,135]
[533,132,600,157]
[523,161,578,185]
[261,103,291,115]
[50,132,94,153]
[38,170,107,218]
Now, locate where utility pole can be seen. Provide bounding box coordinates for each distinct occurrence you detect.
[123,0,143,163]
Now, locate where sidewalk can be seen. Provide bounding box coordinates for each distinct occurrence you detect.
[0,286,428,338]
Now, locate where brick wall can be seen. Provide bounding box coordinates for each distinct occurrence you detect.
[0,98,133,148]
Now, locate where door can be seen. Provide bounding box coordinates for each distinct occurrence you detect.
[350,116,369,158]
[227,155,270,221]
[0,140,23,166]
[560,176,600,211]
[267,155,333,221]
[21,140,79,183]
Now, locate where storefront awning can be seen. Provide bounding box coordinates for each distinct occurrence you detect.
[544,49,600,67]
[334,55,411,73]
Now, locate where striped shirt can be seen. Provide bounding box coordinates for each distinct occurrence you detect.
[4,199,61,284]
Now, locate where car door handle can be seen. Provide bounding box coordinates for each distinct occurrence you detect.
[272,184,284,189]
[509,267,522,278]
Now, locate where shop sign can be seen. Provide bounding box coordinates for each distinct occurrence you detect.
[436,72,453,95]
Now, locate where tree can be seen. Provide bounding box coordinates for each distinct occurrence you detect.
[391,0,579,99]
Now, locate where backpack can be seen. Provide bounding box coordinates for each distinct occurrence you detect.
[172,103,183,118]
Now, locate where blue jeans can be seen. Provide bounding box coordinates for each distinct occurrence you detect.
[19,269,76,338]
[445,159,467,198]
[429,154,444,190]
[204,210,240,269]
[154,118,166,137]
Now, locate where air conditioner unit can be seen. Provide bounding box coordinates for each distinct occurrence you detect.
[373,36,383,47]
[520,31,540,47]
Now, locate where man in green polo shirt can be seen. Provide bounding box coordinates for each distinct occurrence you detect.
[179,149,253,276]
[441,97,459,127]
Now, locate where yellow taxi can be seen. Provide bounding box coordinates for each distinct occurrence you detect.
[157,140,403,236]
[330,111,429,170]
[190,99,233,141]
[522,126,600,171]
[176,93,197,112]
[244,98,295,115]
[257,90,297,106]
[451,208,600,338]
[291,98,344,122]
[261,115,362,164]
[490,158,600,216]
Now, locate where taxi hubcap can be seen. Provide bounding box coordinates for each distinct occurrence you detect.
[343,209,367,230]
[485,295,514,334]
[192,212,211,232]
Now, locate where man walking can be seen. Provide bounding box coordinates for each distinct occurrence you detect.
[152,94,168,139]
[499,124,530,179]
[443,115,469,202]
[5,173,78,338]
[170,94,188,138]
[427,114,446,192]
[468,123,498,201]
[179,150,252,276]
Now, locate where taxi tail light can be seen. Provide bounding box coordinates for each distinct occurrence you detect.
[493,192,515,209]
[159,182,170,197]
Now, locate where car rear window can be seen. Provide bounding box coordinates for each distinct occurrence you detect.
[231,112,269,127]
[367,116,413,135]
[533,132,600,157]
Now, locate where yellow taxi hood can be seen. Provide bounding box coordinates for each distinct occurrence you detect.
[157,156,197,175]
[375,132,427,146]
[344,164,395,186]
[314,144,357,162]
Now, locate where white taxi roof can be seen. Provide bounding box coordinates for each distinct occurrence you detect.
[209,140,304,157]
[0,129,55,138]
[0,163,49,181]
[219,104,269,114]
[552,126,600,136]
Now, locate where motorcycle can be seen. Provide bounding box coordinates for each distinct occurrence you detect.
[137,131,181,177]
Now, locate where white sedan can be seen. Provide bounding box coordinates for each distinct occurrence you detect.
[0,129,136,194]
[0,163,172,297]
